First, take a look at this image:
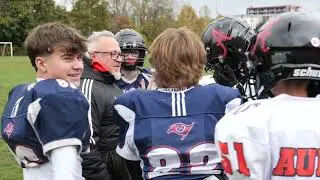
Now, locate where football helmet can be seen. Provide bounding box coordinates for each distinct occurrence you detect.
[202,17,255,87]
[115,29,147,71]
[250,12,320,98]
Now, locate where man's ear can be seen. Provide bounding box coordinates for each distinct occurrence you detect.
[90,52,96,59]
[35,57,47,73]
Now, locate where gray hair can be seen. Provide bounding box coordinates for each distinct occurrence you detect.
[86,30,115,54]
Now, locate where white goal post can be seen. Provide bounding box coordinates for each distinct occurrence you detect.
[0,42,13,56]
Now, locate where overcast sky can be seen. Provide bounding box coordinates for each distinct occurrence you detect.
[182,0,320,17]
[55,0,320,17]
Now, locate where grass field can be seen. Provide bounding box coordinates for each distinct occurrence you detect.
[0,56,153,179]
[0,56,211,179]
[0,56,34,180]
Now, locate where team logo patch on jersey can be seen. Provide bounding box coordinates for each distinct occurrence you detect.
[167,122,194,140]
[3,122,14,138]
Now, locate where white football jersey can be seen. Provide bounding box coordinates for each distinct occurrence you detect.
[215,94,320,180]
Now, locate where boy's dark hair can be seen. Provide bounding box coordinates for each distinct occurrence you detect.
[25,22,87,71]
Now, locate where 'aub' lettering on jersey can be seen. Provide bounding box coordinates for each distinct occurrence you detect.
[293,67,320,78]
[273,147,320,177]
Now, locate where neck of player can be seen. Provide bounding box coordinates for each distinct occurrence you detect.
[271,80,308,97]
[121,69,139,81]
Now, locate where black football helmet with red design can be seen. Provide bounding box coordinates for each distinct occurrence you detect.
[202,17,255,87]
[250,12,320,98]
[115,28,147,71]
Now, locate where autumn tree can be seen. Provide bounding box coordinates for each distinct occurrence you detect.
[69,0,112,36]
[177,4,213,37]
[0,0,69,53]
[177,5,198,29]
[110,16,133,33]
[131,0,176,44]
[197,5,213,37]
[199,5,211,19]
[107,0,132,16]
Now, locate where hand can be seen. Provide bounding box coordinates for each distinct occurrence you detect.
[213,64,238,87]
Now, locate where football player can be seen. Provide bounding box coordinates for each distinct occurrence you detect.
[201,17,256,100]
[114,27,242,179]
[215,12,320,179]
[115,28,152,92]
[1,22,90,180]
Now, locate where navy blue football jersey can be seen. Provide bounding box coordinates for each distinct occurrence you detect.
[114,84,242,180]
[1,79,91,168]
[116,69,152,93]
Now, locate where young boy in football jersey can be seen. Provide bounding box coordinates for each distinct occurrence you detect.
[114,27,242,180]
[1,22,90,180]
[215,12,320,180]
[115,28,152,92]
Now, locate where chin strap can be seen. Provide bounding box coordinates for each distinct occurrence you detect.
[233,82,248,102]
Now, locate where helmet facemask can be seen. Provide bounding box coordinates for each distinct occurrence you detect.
[115,29,147,72]
[202,17,256,91]
[121,48,146,71]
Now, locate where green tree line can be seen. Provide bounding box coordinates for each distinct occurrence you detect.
[0,0,214,55]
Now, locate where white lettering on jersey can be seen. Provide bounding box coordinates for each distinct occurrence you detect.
[10,97,24,118]
[56,79,69,88]
[146,142,220,179]
[273,147,320,177]
[293,67,320,78]
[27,83,36,91]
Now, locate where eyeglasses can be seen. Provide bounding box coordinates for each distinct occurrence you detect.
[123,51,139,58]
[92,51,125,60]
